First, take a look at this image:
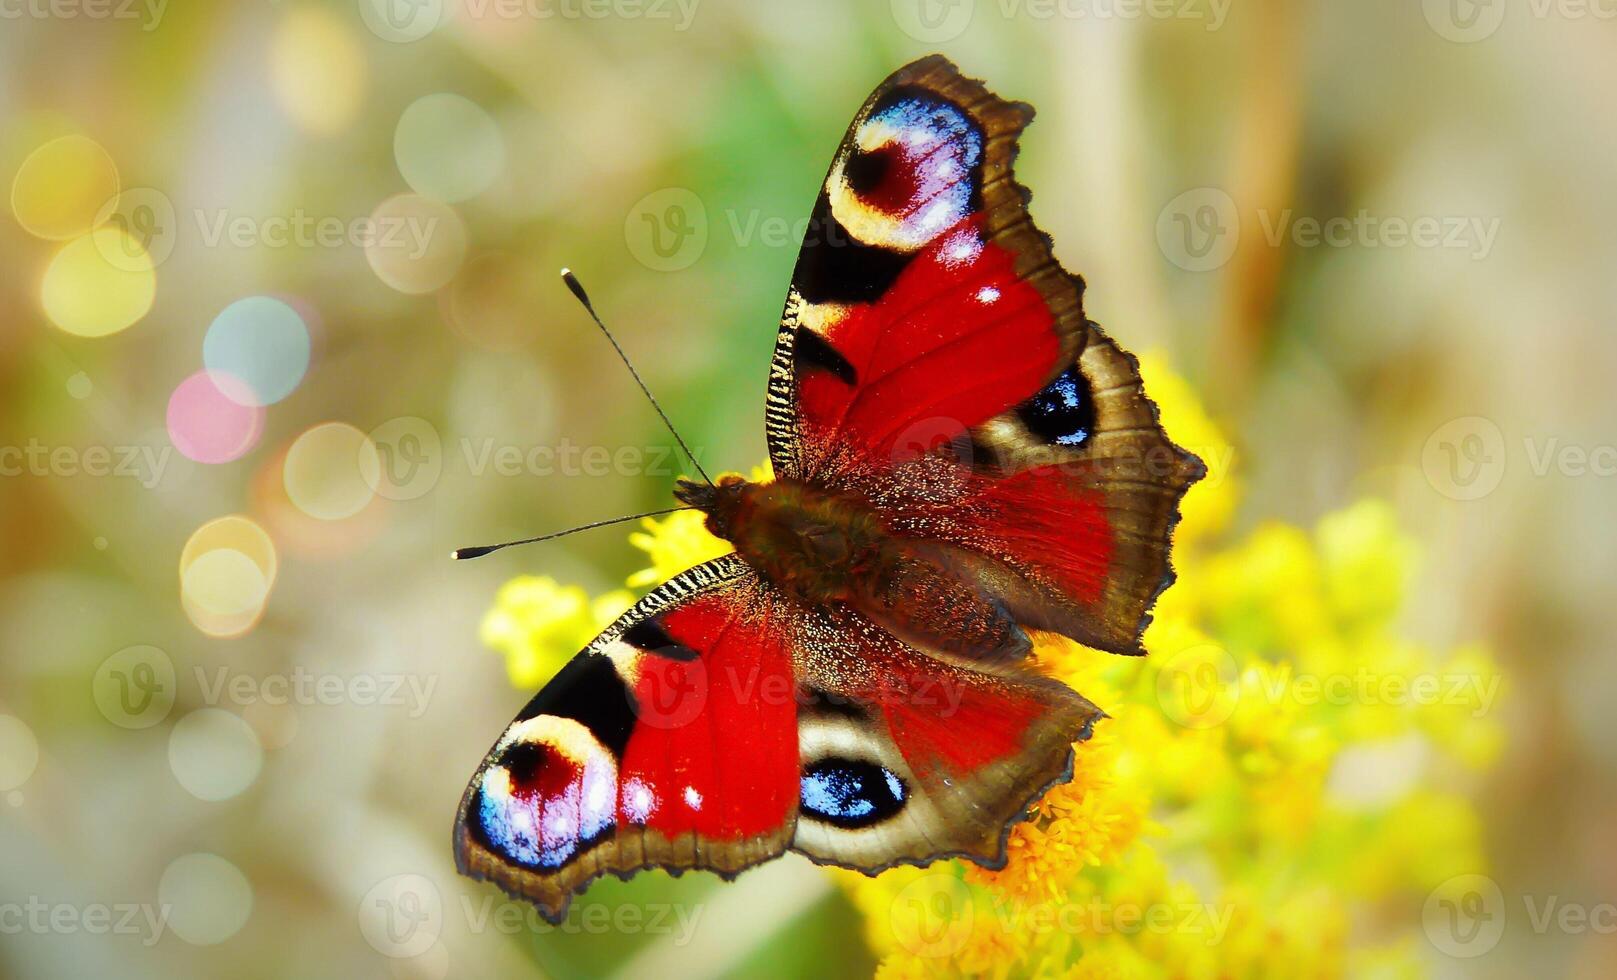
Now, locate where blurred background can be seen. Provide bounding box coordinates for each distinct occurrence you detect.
[1,0,1613,977]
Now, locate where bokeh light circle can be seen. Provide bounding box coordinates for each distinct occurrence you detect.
[203,296,311,406]
[394,94,504,203]
[167,371,265,464]
[271,7,367,136]
[182,549,269,617]
[168,708,263,802]
[66,371,93,399]
[242,700,299,750]
[283,422,380,520]
[10,134,119,240]
[179,516,277,637]
[159,853,254,945]
[365,194,466,294]
[0,716,40,792]
[41,228,156,337]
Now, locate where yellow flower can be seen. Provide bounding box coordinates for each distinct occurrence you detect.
[625,463,770,587]
[476,359,1505,978]
[479,576,631,688]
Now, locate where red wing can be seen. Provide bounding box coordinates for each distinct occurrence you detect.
[787,603,1102,871]
[454,555,799,923]
[764,55,1202,654]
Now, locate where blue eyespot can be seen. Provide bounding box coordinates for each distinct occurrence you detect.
[1017,365,1094,447]
[800,758,907,828]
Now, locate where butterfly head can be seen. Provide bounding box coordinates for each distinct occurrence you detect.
[674,475,748,542]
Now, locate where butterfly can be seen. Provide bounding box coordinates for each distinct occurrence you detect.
[453,55,1203,923]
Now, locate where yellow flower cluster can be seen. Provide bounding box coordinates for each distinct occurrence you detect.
[477,355,1504,977]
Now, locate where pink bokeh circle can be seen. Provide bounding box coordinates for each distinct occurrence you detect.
[167,371,265,464]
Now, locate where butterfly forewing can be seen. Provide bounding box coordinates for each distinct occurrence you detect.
[457,55,1202,920]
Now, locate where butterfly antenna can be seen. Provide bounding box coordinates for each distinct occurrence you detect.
[452,506,694,560]
[560,268,714,485]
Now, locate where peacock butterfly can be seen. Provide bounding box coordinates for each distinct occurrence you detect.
[453,55,1204,922]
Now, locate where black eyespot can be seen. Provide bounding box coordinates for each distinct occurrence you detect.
[800,758,906,828]
[1016,365,1094,448]
[844,145,891,196]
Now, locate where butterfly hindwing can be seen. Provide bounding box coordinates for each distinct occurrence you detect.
[766,55,1202,655]
[454,555,799,922]
[789,605,1103,871]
